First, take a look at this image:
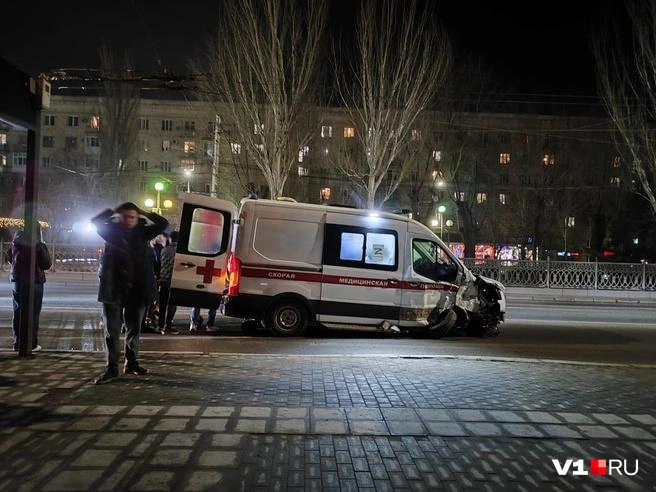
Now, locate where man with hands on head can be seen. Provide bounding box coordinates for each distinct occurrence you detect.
[91,202,169,384]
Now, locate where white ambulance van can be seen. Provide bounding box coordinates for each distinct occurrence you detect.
[170,195,506,337]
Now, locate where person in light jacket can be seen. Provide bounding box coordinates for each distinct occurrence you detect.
[11,223,51,352]
[91,202,168,384]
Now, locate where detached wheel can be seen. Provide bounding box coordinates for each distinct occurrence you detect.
[267,300,308,336]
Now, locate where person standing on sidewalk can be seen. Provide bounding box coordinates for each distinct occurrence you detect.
[158,230,179,334]
[92,202,169,384]
[11,223,51,352]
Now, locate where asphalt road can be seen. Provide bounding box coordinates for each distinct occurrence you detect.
[1,278,655,365]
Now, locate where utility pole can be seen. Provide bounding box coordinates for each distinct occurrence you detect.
[211,114,220,197]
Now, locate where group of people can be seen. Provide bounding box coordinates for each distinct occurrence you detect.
[9,202,221,385]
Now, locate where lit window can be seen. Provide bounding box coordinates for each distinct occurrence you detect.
[256,144,264,153]
[85,136,99,147]
[0,133,6,145]
[180,158,195,171]
[298,150,304,163]
[160,161,171,172]
[476,192,487,204]
[298,166,309,177]
[231,143,242,155]
[203,141,214,157]
[321,126,332,138]
[343,127,355,138]
[454,192,465,202]
[543,154,555,166]
[432,150,442,161]
[67,116,78,127]
[90,115,101,129]
[612,156,621,168]
[411,129,422,141]
[44,115,55,126]
[499,152,511,165]
[567,216,576,227]
[184,141,195,153]
[162,140,171,152]
[499,193,507,205]
[139,160,148,171]
[301,146,310,156]
[253,123,264,135]
[140,119,149,130]
[320,187,331,201]
[610,176,621,186]
[1,155,6,166]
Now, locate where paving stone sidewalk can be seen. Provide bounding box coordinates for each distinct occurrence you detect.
[1,352,655,491]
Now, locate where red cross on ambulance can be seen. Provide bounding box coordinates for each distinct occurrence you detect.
[196,259,222,283]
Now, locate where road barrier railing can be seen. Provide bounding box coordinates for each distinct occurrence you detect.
[462,258,655,291]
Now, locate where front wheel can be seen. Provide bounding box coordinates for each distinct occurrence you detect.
[267,300,308,336]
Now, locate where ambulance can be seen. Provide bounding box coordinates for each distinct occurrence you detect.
[169,195,506,337]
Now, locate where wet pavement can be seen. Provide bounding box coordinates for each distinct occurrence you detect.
[1,351,655,491]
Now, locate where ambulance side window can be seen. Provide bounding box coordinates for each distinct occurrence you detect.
[325,224,398,271]
[178,205,231,257]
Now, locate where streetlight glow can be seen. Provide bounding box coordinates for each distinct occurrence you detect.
[144,198,155,208]
[154,182,164,191]
[163,199,173,209]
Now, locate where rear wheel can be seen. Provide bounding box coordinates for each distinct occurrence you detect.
[267,300,308,336]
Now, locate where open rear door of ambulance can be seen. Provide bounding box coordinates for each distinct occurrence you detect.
[169,194,237,309]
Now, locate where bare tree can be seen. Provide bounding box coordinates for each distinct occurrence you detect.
[591,0,656,216]
[335,0,450,209]
[193,0,327,200]
[98,45,140,203]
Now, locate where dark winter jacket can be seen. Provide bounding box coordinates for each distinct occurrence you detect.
[92,209,169,305]
[10,232,51,284]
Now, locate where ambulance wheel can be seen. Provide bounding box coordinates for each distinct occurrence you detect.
[267,300,308,336]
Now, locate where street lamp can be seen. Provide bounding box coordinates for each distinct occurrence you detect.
[184,169,192,193]
[154,182,164,214]
[437,205,446,237]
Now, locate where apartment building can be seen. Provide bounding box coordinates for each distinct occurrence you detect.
[0,93,627,254]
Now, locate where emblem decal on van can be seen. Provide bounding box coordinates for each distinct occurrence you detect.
[196,259,222,283]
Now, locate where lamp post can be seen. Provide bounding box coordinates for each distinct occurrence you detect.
[437,205,446,238]
[184,169,191,193]
[154,182,164,214]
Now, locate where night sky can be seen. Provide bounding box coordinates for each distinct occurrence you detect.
[1,0,599,96]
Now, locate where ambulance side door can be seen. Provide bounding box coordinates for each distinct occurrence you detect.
[170,194,236,308]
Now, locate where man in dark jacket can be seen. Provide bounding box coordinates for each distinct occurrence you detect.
[92,202,168,384]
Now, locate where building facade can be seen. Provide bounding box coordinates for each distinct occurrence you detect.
[0,93,631,257]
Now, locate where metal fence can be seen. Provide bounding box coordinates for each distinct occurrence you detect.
[463,258,656,291]
[1,242,655,290]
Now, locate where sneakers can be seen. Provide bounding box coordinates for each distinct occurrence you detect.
[124,363,148,375]
[160,326,180,335]
[95,369,119,385]
[32,345,42,352]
